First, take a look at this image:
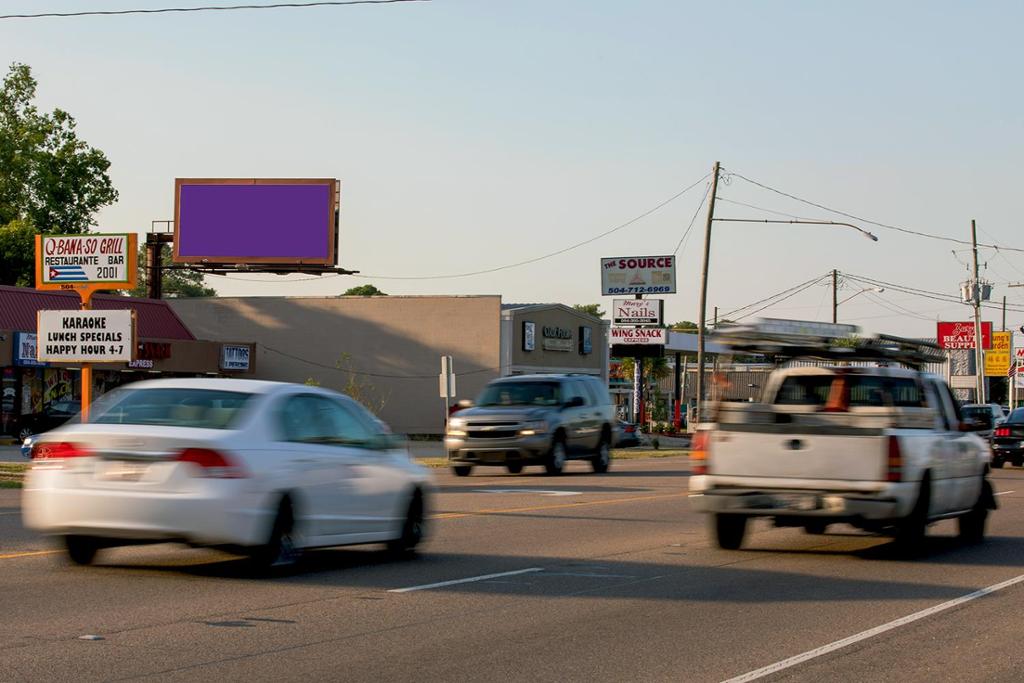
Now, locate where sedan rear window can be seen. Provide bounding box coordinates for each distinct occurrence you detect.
[90,388,255,429]
[1007,408,1024,424]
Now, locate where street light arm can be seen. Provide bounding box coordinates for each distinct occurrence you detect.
[714,218,879,242]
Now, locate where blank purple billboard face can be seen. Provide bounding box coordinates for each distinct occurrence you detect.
[173,179,338,264]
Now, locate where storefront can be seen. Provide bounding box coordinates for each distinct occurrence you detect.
[170,296,610,435]
[0,286,255,438]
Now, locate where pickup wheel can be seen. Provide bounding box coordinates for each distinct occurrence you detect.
[452,465,473,477]
[894,478,930,556]
[506,464,523,474]
[711,514,747,550]
[958,479,992,544]
[803,521,829,535]
[992,457,1005,469]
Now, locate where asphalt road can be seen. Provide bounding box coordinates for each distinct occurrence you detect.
[2,457,1024,682]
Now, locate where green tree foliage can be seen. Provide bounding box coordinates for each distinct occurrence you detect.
[0,63,118,232]
[572,303,605,318]
[128,245,216,298]
[343,284,387,296]
[0,63,118,285]
[670,320,698,332]
[0,220,35,286]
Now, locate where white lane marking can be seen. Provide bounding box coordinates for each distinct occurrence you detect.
[543,572,637,579]
[721,573,1024,683]
[994,490,1015,496]
[388,568,544,593]
[473,489,582,497]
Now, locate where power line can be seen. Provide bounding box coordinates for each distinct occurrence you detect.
[353,173,711,280]
[844,272,1024,314]
[672,181,710,256]
[733,276,831,321]
[0,0,427,20]
[724,169,1024,254]
[717,273,831,321]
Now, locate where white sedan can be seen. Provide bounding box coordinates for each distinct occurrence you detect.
[22,378,432,569]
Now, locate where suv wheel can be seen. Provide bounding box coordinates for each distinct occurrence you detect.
[590,437,610,474]
[545,439,567,476]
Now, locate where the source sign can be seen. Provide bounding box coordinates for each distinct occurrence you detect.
[612,299,663,326]
[984,331,1011,377]
[36,234,136,289]
[601,256,676,295]
[611,327,667,345]
[37,310,135,363]
[936,321,993,349]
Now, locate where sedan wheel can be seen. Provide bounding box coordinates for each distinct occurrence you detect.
[251,500,299,572]
[64,535,101,566]
[17,426,33,441]
[387,494,425,556]
[506,464,523,474]
[452,465,473,477]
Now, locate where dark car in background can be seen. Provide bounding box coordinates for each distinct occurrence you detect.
[961,403,1005,440]
[615,421,640,448]
[16,400,80,440]
[992,407,1024,468]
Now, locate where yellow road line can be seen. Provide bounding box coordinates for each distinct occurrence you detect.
[0,549,60,560]
[431,491,689,520]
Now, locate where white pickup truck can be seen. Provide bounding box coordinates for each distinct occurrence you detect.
[689,323,996,553]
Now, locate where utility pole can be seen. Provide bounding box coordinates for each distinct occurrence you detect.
[1004,296,1007,331]
[971,220,985,404]
[696,161,721,425]
[832,269,838,324]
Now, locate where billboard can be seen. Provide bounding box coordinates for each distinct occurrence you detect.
[174,178,339,265]
[601,256,676,295]
[936,321,993,349]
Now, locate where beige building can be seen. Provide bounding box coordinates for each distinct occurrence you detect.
[171,296,608,434]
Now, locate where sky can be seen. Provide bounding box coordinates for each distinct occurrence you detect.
[3,0,1023,339]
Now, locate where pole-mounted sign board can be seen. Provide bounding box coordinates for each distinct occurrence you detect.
[936,321,993,350]
[610,327,667,345]
[612,298,663,326]
[36,310,136,363]
[601,256,676,295]
[984,331,1011,377]
[35,233,138,300]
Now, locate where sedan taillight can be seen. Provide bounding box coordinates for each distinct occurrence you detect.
[31,442,91,460]
[995,427,1011,437]
[176,448,247,479]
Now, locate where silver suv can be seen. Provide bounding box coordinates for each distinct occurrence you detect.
[445,374,616,476]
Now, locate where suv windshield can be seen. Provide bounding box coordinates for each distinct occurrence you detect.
[477,381,562,407]
[90,387,255,429]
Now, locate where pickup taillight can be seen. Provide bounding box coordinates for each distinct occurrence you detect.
[886,435,903,482]
[691,431,710,475]
[995,426,1011,437]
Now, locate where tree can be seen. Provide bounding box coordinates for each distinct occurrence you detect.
[127,245,216,298]
[0,220,35,286]
[572,303,605,318]
[343,284,387,296]
[670,320,698,332]
[0,63,118,284]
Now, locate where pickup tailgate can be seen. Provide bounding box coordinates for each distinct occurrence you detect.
[710,426,887,483]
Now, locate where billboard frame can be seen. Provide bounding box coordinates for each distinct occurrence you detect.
[173,178,339,266]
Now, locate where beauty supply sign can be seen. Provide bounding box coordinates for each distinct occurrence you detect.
[36,310,136,363]
[610,327,667,345]
[936,321,993,350]
[36,234,135,289]
[612,298,663,326]
[601,256,676,295]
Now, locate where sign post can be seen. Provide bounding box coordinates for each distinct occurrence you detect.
[34,234,138,422]
[439,355,456,431]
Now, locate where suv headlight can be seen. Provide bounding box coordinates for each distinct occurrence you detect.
[520,420,548,436]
